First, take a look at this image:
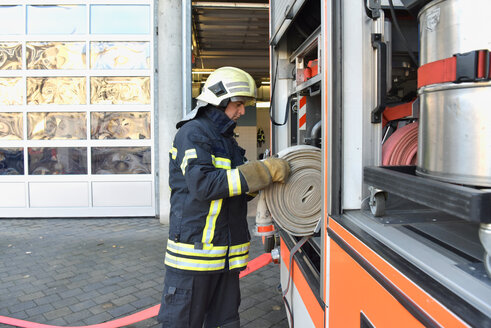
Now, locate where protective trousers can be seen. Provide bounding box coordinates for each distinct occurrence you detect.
[157,269,241,328]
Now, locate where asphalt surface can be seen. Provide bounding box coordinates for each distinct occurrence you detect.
[0,210,288,327]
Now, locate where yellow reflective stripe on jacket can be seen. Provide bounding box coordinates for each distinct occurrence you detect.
[229,242,250,256]
[226,168,242,197]
[180,149,197,174]
[211,155,231,169]
[201,199,223,244]
[169,146,177,160]
[229,254,249,270]
[165,253,226,271]
[167,240,227,258]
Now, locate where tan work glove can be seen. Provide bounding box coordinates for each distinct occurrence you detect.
[238,158,290,193]
[238,161,272,193]
[262,157,290,183]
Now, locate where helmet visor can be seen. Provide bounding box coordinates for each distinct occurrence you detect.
[230,96,256,107]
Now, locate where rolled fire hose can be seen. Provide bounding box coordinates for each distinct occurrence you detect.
[255,190,275,236]
[262,145,322,236]
[382,121,418,166]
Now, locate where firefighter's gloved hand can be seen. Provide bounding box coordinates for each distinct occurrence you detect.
[262,157,290,183]
[238,161,272,193]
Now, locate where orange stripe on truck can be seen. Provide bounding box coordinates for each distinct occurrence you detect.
[280,238,324,327]
[328,218,468,328]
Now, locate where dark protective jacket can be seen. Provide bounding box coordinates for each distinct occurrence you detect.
[165,106,251,274]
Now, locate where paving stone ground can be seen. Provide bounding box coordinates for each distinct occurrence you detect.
[0,210,288,327]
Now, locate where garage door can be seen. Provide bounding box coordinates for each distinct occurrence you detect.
[0,1,155,217]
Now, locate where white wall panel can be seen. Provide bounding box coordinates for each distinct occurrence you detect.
[0,183,26,207]
[92,181,152,207]
[29,182,89,207]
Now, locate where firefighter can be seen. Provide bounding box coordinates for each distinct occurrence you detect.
[157,66,290,328]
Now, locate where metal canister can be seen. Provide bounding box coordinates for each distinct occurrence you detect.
[417,0,491,187]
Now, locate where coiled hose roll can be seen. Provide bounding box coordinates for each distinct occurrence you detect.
[382,122,418,166]
[263,145,322,236]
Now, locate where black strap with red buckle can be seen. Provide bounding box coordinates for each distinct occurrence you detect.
[418,49,491,88]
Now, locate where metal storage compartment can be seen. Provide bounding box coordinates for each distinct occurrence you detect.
[417,0,491,187]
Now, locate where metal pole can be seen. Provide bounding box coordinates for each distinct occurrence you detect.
[158,0,184,224]
[183,0,192,116]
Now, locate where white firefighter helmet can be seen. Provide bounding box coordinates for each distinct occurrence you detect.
[197,66,257,107]
[176,67,257,128]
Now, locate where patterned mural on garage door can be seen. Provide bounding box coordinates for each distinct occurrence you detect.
[0,2,155,217]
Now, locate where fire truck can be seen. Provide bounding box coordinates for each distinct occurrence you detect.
[265,0,491,326]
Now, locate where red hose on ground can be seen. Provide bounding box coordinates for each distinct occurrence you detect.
[0,306,160,328]
[239,252,273,278]
[382,122,419,166]
[0,253,273,328]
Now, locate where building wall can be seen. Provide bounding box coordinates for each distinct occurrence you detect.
[0,1,269,218]
[256,106,271,158]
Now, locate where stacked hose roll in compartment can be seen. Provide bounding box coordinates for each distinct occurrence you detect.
[382,121,418,166]
[382,100,419,166]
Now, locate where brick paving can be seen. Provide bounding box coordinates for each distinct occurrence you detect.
[0,214,287,327]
